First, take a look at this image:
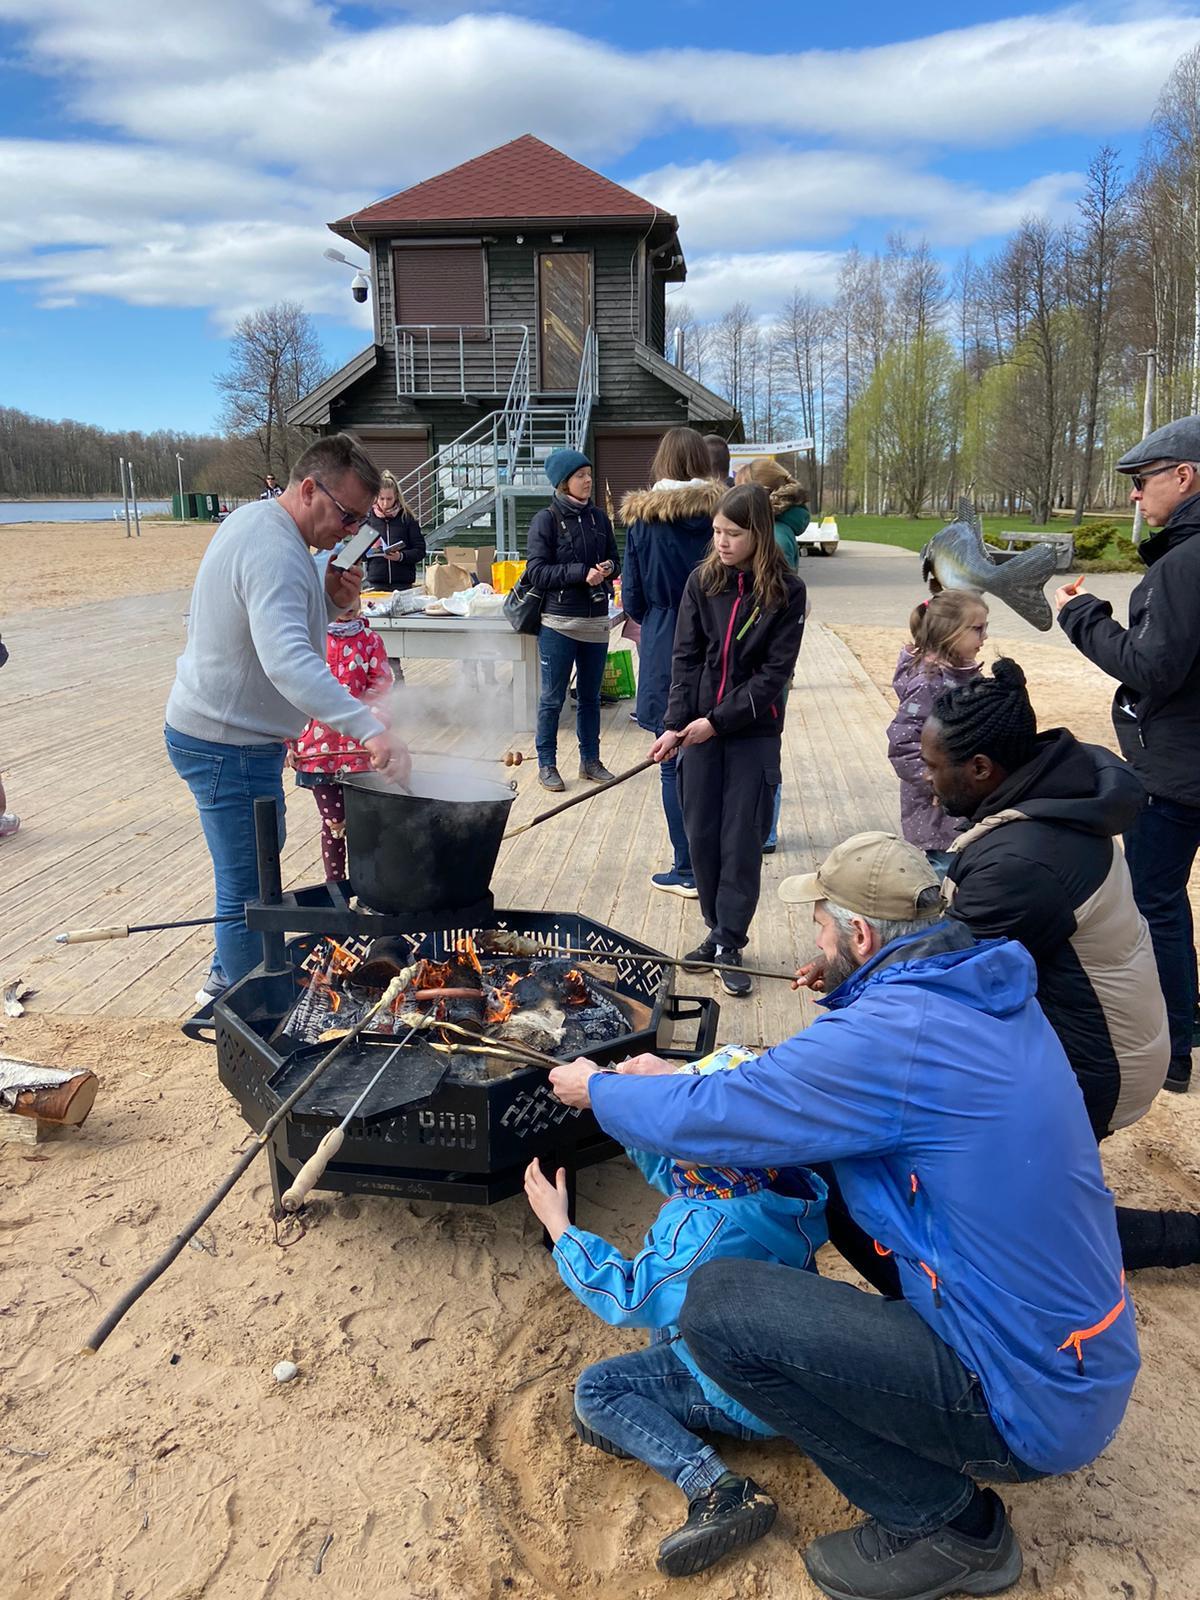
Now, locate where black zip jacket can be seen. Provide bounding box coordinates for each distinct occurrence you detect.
[363,509,426,591]
[1059,492,1200,804]
[945,729,1166,1138]
[665,567,806,739]
[526,496,619,619]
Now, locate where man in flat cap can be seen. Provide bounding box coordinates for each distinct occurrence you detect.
[546,834,1137,1600]
[1055,418,1200,1093]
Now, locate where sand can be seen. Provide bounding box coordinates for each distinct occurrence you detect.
[2,520,216,612]
[2,541,1199,1600]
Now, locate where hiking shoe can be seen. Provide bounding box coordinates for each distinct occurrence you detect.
[716,946,752,998]
[1165,1055,1192,1094]
[803,1494,1021,1600]
[538,765,566,793]
[579,759,615,782]
[762,840,777,855]
[572,1409,632,1460]
[681,938,718,973]
[652,869,699,899]
[0,813,20,840]
[656,1474,776,1578]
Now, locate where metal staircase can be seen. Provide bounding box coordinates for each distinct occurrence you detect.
[396,327,597,557]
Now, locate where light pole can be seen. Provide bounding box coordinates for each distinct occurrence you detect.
[176,453,185,522]
[1131,348,1157,546]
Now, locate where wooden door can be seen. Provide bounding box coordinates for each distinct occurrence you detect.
[538,253,592,390]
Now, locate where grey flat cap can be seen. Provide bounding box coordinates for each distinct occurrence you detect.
[1116,415,1200,473]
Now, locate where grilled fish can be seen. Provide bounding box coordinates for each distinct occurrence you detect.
[920,501,1056,631]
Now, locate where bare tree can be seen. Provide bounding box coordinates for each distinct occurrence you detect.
[216,301,331,479]
[1074,147,1127,523]
[1152,44,1200,410]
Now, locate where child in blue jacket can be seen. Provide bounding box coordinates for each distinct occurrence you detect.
[523,1057,826,1582]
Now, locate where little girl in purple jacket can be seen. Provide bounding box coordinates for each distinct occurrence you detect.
[887,591,988,873]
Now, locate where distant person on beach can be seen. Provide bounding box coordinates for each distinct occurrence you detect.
[259,474,282,499]
[523,1050,827,1581]
[165,433,409,1008]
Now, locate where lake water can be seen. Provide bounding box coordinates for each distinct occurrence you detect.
[1,499,173,524]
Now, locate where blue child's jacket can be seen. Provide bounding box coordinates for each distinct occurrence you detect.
[553,1153,828,1434]
[591,923,1139,1475]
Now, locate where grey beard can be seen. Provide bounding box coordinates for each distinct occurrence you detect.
[821,937,863,994]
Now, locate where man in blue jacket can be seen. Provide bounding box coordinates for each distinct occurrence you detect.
[548,833,1138,1600]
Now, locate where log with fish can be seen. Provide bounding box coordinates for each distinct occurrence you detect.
[920,499,1057,631]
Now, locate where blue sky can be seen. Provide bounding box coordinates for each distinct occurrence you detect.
[0,1,1196,436]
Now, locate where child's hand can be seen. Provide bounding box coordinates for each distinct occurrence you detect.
[679,717,716,747]
[524,1158,570,1241]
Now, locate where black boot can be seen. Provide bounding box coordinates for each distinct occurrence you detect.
[804,1491,1020,1600]
[656,1474,776,1578]
[1165,1054,1192,1093]
[716,946,752,997]
[572,1409,632,1459]
[538,765,566,793]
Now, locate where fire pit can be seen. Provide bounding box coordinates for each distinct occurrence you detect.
[206,804,718,1211]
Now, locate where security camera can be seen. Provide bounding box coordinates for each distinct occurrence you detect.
[350,273,369,304]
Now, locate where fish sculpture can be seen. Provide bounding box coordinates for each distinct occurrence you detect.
[920,501,1057,631]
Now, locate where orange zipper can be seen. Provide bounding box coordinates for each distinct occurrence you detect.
[1057,1274,1128,1374]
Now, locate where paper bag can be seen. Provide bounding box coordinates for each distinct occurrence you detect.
[426,562,474,599]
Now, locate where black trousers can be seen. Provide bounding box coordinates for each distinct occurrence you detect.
[678,735,779,949]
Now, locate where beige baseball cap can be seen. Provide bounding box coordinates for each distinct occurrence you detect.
[779,832,941,919]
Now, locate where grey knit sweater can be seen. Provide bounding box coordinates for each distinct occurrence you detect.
[165,498,382,746]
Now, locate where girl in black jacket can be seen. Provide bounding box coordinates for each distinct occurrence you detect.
[650,484,806,996]
[526,449,620,792]
[363,472,426,592]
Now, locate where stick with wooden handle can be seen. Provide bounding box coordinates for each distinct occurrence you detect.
[504,759,656,839]
[56,914,241,943]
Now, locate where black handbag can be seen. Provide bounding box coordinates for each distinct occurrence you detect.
[503,573,544,635]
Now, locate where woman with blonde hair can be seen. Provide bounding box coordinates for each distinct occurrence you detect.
[363,470,426,593]
[650,484,806,995]
[621,428,725,896]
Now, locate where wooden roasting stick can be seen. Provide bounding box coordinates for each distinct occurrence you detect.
[503,758,657,840]
[56,914,242,943]
[82,976,422,1354]
[481,934,801,987]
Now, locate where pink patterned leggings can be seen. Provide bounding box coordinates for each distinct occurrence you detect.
[310,782,347,881]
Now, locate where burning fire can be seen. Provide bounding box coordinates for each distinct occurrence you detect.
[563,969,590,1008]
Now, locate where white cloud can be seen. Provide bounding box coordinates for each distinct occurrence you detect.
[670,251,847,319]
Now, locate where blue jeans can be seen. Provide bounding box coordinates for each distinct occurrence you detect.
[925,848,955,880]
[574,1339,763,1499]
[660,752,692,876]
[165,725,286,989]
[679,1260,1043,1536]
[1124,793,1200,1063]
[763,783,783,849]
[535,626,608,768]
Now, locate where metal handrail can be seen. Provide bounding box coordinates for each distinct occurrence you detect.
[394,323,528,398]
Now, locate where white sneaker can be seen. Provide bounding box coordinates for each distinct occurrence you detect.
[0,813,20,840]
[195,985,227,1008]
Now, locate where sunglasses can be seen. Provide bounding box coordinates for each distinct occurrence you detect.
[1129,462,1182,492]
[314,477,368,530]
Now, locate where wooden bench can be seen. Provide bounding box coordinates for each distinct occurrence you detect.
[995,530,1075,571]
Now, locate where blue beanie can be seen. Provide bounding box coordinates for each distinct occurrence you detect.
[545,448,590,489]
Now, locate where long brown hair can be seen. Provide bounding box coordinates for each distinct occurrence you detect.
[908,590,988,671]
[698,484,790,614]
[649,426,715,485]
[744,456,809,511]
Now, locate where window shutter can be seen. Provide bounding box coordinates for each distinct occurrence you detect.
[392,246,485,329]
[593,429,668,518]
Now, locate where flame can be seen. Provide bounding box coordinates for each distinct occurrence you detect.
[456,935,483,974]
[563,969,590,1008]
[485,985,515,1024]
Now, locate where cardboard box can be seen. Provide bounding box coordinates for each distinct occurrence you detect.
[444,545,497,584]
[426,562,474,599]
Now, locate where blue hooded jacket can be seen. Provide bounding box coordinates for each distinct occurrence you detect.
[553,1151,828,1434]
[590,923,1138,1475]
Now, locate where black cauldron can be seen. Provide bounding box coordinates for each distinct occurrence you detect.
[340,769,515,915]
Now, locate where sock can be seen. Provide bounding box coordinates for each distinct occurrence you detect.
[947,1487,999,1541]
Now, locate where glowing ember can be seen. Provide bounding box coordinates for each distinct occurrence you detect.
[562,969,590,1007]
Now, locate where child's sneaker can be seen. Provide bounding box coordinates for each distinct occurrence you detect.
[572,1409,632,1459]
[0,813,20,840]
[656,1474,776,1578]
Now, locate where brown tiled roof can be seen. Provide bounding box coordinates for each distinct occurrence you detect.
[333,134,674,233]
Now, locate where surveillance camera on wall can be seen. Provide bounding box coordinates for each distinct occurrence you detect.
[350,273,369,304]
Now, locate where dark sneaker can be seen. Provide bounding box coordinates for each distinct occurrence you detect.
[681,937,718,973]
[572,1409,632,1460]
[803,1497,1021,1600]
[579,759,616,782]
[762,841,777,855]
[716,946,752,998]
[656,1474,776,1578]
[538,765,566,793]
[1165,1055,1192,1094]
[652,869,699,899]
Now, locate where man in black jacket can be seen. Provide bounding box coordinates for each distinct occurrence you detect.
[920,659,1200,1269]
[1057,419,1200,1092]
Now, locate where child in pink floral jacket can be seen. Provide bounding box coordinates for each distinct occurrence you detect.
[291,612,394,879]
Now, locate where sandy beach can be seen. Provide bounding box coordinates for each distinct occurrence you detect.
[1,529,1198,1600]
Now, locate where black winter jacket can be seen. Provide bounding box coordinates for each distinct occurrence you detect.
[945,729,1166,1139]
[665,567,806,740]
[526,496,619,620]
[1059,492,1200,805]
[363,509,426,591]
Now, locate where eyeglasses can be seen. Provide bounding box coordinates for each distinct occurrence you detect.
[314,477,368,530]
[1129,462,1182,492]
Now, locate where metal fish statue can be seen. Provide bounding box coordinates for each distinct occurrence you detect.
[920,501,1056,631]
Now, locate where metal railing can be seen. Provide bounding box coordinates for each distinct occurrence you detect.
[394,323,528,397]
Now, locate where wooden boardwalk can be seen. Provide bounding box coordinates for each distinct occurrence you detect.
[0,591,901,1046]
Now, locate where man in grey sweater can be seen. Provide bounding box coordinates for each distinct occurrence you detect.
[165,433,410,1004]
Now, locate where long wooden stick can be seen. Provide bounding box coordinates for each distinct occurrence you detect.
[504,759,656,839]
[82,976,413,1354]
[480,937,799,986]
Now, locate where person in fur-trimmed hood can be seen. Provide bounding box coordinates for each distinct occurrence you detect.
[621,428,724,898]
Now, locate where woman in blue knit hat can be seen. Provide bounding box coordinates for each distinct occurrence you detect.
[526,448,621,791]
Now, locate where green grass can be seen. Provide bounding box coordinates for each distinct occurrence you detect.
[835,512,1138,568]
